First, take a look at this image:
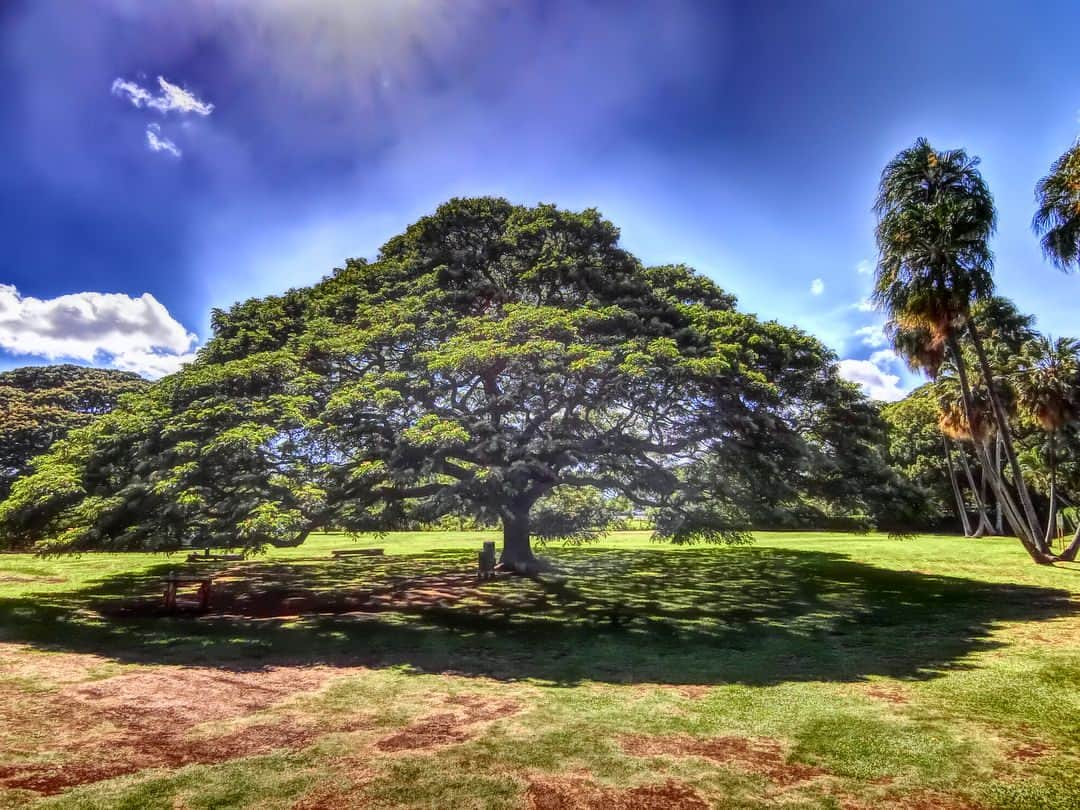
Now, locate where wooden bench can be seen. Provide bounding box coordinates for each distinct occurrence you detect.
[186,551,244,562]
[477,541,497,581]
[162,572,213,612]
[331,548,384,559]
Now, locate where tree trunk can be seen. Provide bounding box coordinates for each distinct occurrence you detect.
[1045,431,1058,549]
[946,438,972,540]
[965,320,1046,549]
[943,436,973,536]
[945,333,1054,564]
[957,443,992,536]
[994,435,1004,535]
[499,507,537,570]
[1058,525,1080,562]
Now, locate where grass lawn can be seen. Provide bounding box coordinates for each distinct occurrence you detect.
[0,531,1077,809]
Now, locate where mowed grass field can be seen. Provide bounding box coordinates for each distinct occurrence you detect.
[0,531,1077,809]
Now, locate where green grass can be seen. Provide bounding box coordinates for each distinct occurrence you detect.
[0,531,1077,808]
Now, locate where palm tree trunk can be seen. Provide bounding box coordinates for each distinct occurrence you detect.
[965,320,1046,549]
[957,445,993,536]
[943,436,973,536]
[994,434,1004,535]
[945,333,1053,563]
[1045,430,1058,548]
[1058,525,1080,562]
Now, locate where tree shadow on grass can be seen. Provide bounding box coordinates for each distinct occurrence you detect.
[0,546,1074,686]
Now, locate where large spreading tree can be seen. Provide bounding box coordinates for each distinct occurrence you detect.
[0,199,915,566]
[0,365,148,502]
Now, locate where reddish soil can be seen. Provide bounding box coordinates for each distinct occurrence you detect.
[0,643,112,686]
[375,694,521,752]
[863,686,910,705]
[525,777,709,810]
[620,733,825,787]
[840,791,985,810]
[0,659,356,795]
[288,763,374,810]
[667,685,711,699]
[1006,740,1052,761]
[110,568,505,619]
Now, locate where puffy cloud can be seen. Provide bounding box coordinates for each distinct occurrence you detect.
[855,298,876,312]
[810,277,825,296]
[854,324,887,347]
[111,76,214,116]
[856,259,874,275]
[145,123,181,157]
[870,348,899,366]
[837,357,906,402]
[0,284,197,378]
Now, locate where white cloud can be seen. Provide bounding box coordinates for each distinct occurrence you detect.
[0,284,197,378]
[855,324,887,348]
[111,76,214,116]
[809,278,825,296]
[855,298,876,312]
[145,123,181,157]
[869,348,899,366]
[837,358,906,402]
[856,259,874,275]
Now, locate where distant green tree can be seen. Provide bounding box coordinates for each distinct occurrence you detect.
[880,385,955,528]
[0,365,148,501]
[0,199,916,565]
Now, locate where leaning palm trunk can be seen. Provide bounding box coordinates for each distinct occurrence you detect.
[966,320,1046,547]
[994,435,1004,535]
[945,334,1054,563]
[1059,526,1080,562]
[1045,431,1058,548]
[942,436,973,536]
[957,446,993,537]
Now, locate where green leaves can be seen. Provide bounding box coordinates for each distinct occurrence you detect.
[1,198,905,555]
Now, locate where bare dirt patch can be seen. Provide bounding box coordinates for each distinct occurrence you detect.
[109,568,506,619]
[863,685,910,705]
[375,694,521,752]
[0,575,66,584]
[0,643,113,686]
[665,685,711,699]
[839,791,984,810]
[1006,740,1052,761]
[0,653,360,795]
[620,733,825,787]
[525,776,708,810]
[288,762,374,810]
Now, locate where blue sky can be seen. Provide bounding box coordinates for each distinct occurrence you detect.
[1,0,1078,395]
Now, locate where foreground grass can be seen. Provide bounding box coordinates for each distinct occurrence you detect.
[0,531,1077,808]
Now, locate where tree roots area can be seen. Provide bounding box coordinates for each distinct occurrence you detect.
[0,531,1077,809]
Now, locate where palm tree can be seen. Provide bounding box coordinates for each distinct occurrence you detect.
[1034,141,1080,270]
[969,297,1035,533]
[934,372,995,537]
[1015,336,1080,551]
[874,138,1052,562]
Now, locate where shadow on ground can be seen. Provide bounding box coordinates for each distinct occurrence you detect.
[0,546,1074,686]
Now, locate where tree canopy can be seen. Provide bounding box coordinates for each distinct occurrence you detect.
[0,199,916,564]
[0,365,148,502]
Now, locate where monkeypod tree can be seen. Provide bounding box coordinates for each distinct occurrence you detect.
[0,365,148,502]
[1,199,915,566]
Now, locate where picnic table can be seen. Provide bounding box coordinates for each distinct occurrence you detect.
[162,571,213,611]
